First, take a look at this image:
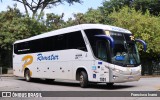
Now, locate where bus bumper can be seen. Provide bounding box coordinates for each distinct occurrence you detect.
[109,71,141,83]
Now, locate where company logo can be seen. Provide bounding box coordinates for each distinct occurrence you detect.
[37,53,59,61]
[22,55,33,76]
[1,92,42,98]
[2,92,11,97]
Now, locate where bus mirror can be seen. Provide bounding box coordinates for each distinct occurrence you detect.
[135,39,147,52]
[95,35,114,48]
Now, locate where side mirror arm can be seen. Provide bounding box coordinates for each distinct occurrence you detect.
[135,39,147,52]
[95,35,114,48]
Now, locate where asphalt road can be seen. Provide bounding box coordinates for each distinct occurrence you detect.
[0,76,160,100]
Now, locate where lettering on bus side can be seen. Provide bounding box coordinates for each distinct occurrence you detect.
[37,53,59,61]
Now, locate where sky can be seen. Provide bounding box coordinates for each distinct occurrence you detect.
[0,0,105,21]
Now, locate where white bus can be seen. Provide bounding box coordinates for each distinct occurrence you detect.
[13,24,146,88]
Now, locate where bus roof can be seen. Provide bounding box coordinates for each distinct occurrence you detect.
[14,24,131,44]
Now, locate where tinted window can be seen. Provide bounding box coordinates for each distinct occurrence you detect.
[30,36,55,53]
[55,35,67,51]
[67,31,87,51]
[96,40,108,61]
[84,29,105,58]
[14,31,87,54]
[14,42,30,54]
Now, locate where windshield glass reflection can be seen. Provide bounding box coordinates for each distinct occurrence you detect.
[110,32,140,67]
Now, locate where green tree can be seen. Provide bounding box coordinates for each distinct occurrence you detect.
[100,0,131,15]
[0,5,47,67]
[132,0,160,16]
[46,13,65,30]
[64,8,104,26]
[108,6,160,61]
[64,18,77,27]
[73,13,86,24]
[100,0,160,17]
[83,8,104,24]
[13,0,83,20]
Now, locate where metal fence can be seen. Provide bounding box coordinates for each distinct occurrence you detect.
[0,67,2,75]
[142,61,160,75]
[0,67,2,80]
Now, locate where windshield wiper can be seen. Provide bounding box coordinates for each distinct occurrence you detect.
[131,53,138,64]
[124,42,138,65]
[127,43,138,64]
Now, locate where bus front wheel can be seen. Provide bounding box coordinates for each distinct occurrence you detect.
[46,79,55,83]
[24,70,31,82]
[79,71,88,88]
[106,83,114,87]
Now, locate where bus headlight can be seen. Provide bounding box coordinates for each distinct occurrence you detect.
[115,69,121,72]
[113,75,118,79]
[114,69,123,73]
[138,69,141,73]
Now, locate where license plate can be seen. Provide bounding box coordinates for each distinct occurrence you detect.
[128,76,134,79]
[100,78,106,82]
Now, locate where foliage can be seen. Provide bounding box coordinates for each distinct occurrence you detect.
[100,0,131,14]
[0,6,47,49]
[100,0,160,17]
[83,8,104,24]
[45,13,65,30]
[1,0,160,69]
[64,8,104,26]
[132,0,160,16]
[0,5,47,67]
[108,6,160,61]
[13,0,82,20]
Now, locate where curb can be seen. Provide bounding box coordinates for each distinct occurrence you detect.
[1,74,160,78]
[141,75,160,78]
[0,74,14,77]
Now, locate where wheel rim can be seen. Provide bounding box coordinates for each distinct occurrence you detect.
[80,74,84,86]
[25,71,30,81]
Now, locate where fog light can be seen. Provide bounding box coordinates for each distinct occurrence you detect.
[113,75,118,79]
[113,76,116,79]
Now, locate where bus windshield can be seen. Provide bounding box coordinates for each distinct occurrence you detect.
[110,32,140,67]
[84,29,141,67]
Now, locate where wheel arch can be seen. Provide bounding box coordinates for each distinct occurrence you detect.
[76,67,88,81]
[24,68,29,77]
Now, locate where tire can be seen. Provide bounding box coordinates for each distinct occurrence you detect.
[24,70,31,82]
[106,83,114,87]
[45,79,55,83]
[79,71,88,88]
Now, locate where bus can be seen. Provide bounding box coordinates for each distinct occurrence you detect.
[13,24,147,88]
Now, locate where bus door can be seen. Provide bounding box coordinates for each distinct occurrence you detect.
[96,40,110,82]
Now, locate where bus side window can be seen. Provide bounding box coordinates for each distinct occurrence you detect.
[15,42,30,54]
[67,31,87,52]
[55,34,67,51]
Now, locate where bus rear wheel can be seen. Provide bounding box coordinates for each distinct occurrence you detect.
[24,70,31,82]
[79,71,88,88]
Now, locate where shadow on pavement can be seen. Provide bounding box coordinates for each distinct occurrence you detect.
[17,77,135,90]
